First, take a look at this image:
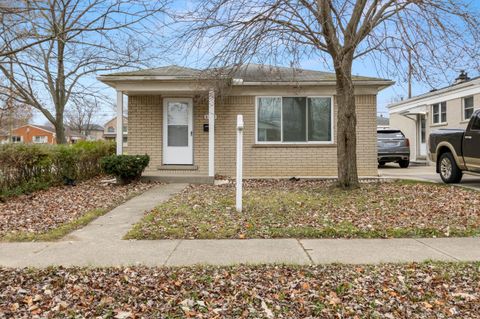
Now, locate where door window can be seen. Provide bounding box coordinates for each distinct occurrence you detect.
[167,102,189,146]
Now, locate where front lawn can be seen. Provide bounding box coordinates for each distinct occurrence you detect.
[126,180,480,239]
[1,262,479,318]
[0,178,157,241]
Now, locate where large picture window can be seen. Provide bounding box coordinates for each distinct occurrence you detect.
[256,96,333,143]
[432,102,447,124]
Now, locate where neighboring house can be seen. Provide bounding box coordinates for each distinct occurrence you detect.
[103,117,128,145]
[4,124,90,144]
[9,124,57,144]
[69,124,104,141]
[0,129,8,144]
[388,71,479,162]
[98,64,392,181]
[377,115,390,129]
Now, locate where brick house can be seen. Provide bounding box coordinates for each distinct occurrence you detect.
[98,64,392,182]
[10,124,57,144]
[7,124,87,144]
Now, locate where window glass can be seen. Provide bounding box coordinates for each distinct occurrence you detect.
[282,97,306,142]
[167,102,189,147]
[377,131,404,139]
[257,96,332,143]
[257,97,281,142]
[464,96,474,120]
[107,126,114,132]
[441,102,447,123]
[470,113,480,130]
[432,104,439,123]
[308,97,332,141]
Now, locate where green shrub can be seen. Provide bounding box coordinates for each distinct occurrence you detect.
[0,140,115,198]
[101,155,150,184]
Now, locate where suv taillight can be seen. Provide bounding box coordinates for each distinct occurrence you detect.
[405,138,410,147]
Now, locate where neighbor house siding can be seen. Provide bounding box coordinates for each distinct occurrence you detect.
[390,93,480,161]
[128,94,378,177]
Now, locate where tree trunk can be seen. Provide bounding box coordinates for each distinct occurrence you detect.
[54,118,67,144]
[334,55,359,189]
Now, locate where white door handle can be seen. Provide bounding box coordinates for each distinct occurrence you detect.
[465,135,472,140]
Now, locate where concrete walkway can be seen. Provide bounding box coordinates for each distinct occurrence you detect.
[1,183,480,268]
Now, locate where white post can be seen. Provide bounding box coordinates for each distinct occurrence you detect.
[236,114,244,212]
[116,91,123,155]
[208,88,215,177]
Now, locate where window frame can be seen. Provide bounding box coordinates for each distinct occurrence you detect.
[255,95,334,144]
[33,135,48,144]
[431,102,447,125]
[462,96,474,121]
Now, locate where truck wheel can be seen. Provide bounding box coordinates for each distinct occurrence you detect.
[378,161,386,167]
[439,152,463,183]
[398,160,409,168]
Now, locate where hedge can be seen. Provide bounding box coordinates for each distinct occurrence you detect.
[0,141,115,198]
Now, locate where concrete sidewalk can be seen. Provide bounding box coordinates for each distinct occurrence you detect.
[1,182,480,268]
[1,237,480,267]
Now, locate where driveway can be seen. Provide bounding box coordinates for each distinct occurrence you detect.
[379,163,480,190]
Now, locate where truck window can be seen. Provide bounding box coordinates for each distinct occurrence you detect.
[471,115,480,131]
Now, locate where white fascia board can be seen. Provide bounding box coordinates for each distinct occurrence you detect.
[389,80,480,114]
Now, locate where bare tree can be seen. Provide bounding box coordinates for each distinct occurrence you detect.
[0,0,166,143]
[174,0,480,188]
[65,96,102,136]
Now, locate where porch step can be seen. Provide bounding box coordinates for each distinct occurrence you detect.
[158,165,198,171]
[142,174,214,184]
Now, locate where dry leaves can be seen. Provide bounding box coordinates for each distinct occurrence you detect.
[127,179,480,239]
[0,263,479,318]
[0,178,157,237]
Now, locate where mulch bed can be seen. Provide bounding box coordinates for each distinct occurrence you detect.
[0,263,479,318]
[0,178,157,238]
[126,179,480,239]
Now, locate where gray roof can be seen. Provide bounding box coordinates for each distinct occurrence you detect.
[100,64,390,83]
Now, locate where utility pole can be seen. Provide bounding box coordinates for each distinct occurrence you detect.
[408,48,412,99]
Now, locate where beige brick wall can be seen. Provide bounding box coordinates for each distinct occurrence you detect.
[128,94,378,177]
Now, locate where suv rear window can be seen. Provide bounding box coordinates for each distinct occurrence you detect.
[377,131,405,139]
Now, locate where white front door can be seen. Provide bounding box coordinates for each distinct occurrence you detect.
[418,114,427,157]
[163,98,193,165]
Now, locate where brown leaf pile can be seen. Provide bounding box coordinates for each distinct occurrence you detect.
[0,178,157,237]
[128,180,480,239]
[0,263,479,318]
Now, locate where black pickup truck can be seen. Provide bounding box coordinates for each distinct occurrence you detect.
[429,109,480,183]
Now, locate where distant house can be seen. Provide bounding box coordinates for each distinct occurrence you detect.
[9,124,57,144]
[103,116,127,145]
[388,70,479,162]
[4,124,89,144]
[69,124,104,141]
[377,115,390,129]
[0,129,8,144]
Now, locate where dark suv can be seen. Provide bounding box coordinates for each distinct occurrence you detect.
[377,129,410,168]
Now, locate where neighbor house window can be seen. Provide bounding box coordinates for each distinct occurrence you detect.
[107,126,114,133]
[432,102,447,124]
[256,96,332,143]
[463,96,474,120]
[33,136,48,144]
[11,136,21,143]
